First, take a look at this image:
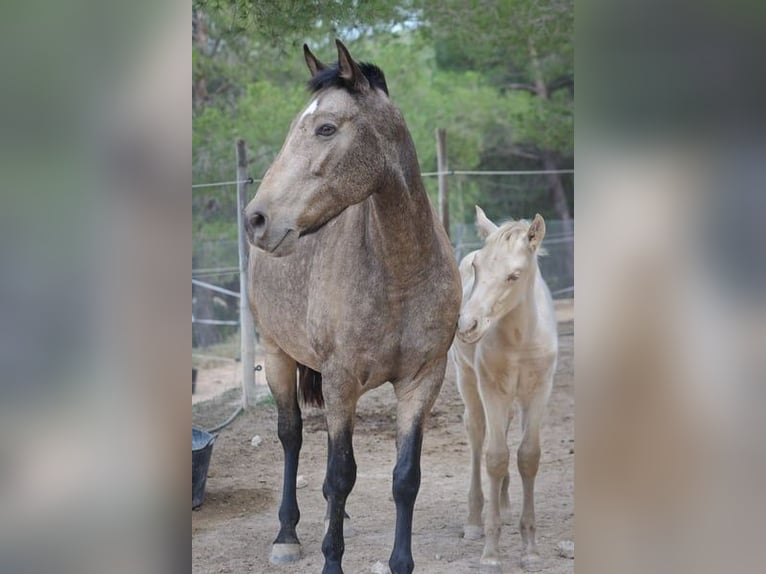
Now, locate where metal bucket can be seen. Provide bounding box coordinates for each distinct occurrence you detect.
[192,427,216,509]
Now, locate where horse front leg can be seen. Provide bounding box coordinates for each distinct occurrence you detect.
[517,370,553,572]
[264,347,303,564]
[321,377,358,574]
[455,359,485,540]
[389,359,448,574]
[477,370,516,571]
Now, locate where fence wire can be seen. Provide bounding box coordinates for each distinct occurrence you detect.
[193,170,574,358]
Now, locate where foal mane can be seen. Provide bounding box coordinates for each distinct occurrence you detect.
[308,62,389,96]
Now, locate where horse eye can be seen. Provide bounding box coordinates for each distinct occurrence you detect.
[315,124,336,137]
[507,272,520,281]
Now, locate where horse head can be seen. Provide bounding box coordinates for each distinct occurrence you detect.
[457,206,546,343]
[244,40,401,256]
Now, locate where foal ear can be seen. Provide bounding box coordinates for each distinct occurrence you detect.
[303,44,327,77]
[527,214,546,250]
[475,205,498,241]
[335,39,370,91]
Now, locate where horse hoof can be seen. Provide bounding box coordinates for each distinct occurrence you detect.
[270,543,302,564]
[521,554,543,572]
[479,556,502,573]
[463,525,484,540]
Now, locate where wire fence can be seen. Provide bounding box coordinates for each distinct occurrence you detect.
[192,169,574,353]
[191,177,258,189]
[191,169,572,189]
[192,221,573,352]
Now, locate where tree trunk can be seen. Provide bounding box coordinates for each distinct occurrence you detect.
[543,151,574,282]
[529,38,574,287]
[193,10,209,109]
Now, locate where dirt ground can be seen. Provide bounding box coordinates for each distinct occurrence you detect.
[192,316,573,574]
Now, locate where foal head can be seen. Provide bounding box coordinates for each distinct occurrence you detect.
[457,206,546,344]
[244,40,405,256]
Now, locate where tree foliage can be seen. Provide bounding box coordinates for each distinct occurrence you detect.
[192,0,573,242]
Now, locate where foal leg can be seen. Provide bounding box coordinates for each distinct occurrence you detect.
[517,377,552,572]
[264,346,303,564]
[320,376,357,574]
[500,415,513,524]
[455,361,485,540]
[389,360,447,574]
[477,372,516,570]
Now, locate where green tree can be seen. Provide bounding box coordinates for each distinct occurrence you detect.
[192,0,573,237]
[420,0,573,219]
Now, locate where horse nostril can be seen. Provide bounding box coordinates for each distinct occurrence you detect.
[459,318,478,334]
[247,211,267,236]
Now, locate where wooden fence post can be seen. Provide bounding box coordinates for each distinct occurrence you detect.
[236,139,258,408]
[435,128,450,238]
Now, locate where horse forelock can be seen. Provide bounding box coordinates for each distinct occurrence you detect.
[307,62,389,96]
[487,220,548,257]
[490,220,529,245]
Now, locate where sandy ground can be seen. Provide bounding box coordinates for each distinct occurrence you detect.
[192,306,573,574]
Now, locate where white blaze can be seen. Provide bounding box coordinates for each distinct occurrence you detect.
[299,98,319,121]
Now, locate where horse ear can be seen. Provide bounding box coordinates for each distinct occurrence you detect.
[475,205,498,241]
[527,214,546,250]
[335,39,369,91]
[303,44,327,77]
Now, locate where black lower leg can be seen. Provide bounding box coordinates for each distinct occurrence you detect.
[321,427,356,574]
[389,423,424,574]
[274,405,302,545]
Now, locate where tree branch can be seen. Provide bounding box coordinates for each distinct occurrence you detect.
[548,74,574,95]
[210,37,222,58]
[508,147,543,161]
[507,83,541,95]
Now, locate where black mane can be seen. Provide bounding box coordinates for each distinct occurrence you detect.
[308,62,389,96]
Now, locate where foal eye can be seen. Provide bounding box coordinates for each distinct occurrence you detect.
[507,272,520,282]
[315,124,337,137]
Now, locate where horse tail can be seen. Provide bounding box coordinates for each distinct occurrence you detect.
[297,363,324,408]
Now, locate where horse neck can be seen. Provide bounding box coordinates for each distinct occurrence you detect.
[366,139,440,279]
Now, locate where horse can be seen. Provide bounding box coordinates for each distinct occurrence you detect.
[243,40,461,574]
[449,206,558,572]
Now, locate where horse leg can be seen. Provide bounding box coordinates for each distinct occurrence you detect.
[264,347,303,564]
[323,504,352,536]
[500,415,513,524]
[320,377,357,574]
[389,359,447,574]
[517,375,552,572]
[455,360,485,540]
[477,372,516,570]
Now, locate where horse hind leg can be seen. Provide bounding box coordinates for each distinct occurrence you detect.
[264,347,303,564]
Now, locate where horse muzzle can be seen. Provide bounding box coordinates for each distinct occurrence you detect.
[245,210,299,256]
[456,315,488,344]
